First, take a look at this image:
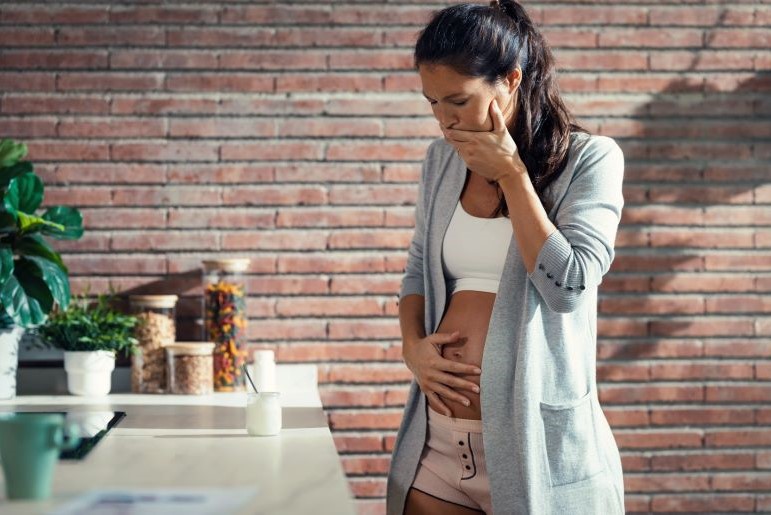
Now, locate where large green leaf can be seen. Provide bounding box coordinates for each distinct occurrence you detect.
[20,255,70,310]
[7,173,43,214]
[42,206,84,240]
[0,263,51,328]
[0,161,33,188]
[0,246,13,285]
[0,140,27,168]
[15,234,67,274]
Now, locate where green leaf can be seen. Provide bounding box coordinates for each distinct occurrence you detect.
[4,178,19,212]
[17,212,64,235]
[0,265,51,328]
[6,173,43,213]
[0,246,13,285]
[0,140,28,168]
[41,206,84,240]
[0,161,33,188]
[11,173,44,213]
[20,255,70,310]
[15,234,67,274]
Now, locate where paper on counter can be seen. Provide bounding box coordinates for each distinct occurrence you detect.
[48,487,257,515]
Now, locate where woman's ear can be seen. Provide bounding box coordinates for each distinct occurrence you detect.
[505,67,522,94]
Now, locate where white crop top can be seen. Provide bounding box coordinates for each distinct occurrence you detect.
[442,198,513,295]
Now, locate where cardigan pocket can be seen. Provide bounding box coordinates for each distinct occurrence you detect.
[540,388,605,487]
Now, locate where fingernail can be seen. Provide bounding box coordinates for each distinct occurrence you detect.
[473,386,480,393]
[463,400,470,406]
[474,368,482,374]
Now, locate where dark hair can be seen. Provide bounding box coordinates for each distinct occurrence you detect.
[414,0,588,217]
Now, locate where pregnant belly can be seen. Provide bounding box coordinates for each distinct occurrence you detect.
[435,290,496,420]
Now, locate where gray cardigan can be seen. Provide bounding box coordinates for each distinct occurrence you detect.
[386,131,626,515]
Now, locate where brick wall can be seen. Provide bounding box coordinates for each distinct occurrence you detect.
[0,1,769,513]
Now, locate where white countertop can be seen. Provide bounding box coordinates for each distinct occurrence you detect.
[0,392,357,515]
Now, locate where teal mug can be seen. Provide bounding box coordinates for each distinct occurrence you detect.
[0,413,81,500]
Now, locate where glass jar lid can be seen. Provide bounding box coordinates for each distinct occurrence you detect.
[202,258,251,273]
[129,295,179,309]
[165,342,214,356]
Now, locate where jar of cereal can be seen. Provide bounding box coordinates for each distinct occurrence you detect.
[166,342,215,395]
[129,294,178,394]
[202,258,250,392]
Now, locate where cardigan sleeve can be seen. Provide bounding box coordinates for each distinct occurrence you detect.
[398,143,433,301]
[527,135,625,313]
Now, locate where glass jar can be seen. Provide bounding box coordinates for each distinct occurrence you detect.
[246,391,282,436]
[202,258,250,392]
[166,342,215,395]
[129,295,178,394]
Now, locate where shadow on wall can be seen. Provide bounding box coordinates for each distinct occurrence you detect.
[599,21,769,355]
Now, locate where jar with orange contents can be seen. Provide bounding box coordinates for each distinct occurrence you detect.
[202,258,250,392]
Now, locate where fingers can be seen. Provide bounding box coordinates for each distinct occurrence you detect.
[429,330,461,344]
[427,391,453,417]
[432,383,472,408]
[436,356,482,376]
[489,97,506,133]
[433,371,480,393]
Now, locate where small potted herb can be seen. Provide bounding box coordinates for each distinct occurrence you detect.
[40,294,138,396]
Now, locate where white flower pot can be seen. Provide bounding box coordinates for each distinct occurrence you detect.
[0,327,24,400]
[63,350,116,396]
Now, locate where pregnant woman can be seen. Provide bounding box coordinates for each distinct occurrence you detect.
[386,2,626,514]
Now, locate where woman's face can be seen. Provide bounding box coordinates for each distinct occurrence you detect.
[418,63,520,133]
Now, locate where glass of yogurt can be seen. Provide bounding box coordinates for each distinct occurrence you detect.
[246,391,282,436]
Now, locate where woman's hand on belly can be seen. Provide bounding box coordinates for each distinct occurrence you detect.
[402,331,482,417]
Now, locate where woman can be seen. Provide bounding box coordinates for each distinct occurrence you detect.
[386,1,626,514]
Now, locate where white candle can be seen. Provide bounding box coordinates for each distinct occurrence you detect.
[246,391,282,436]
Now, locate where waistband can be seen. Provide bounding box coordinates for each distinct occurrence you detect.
[427,405,483,433]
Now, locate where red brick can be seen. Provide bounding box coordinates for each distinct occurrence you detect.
[221,142,323,161]
[57,72,164,92]
[706,429,771,447]
[57,27,165,46]
[615,430,704,450]
[169,118,275,138]
[706,384,771,402]
[0,6,108,24]
[165,73,275,93]
[342,456,391,475]
[651,408,755,427]
[277,343,386,363]
[0,72,55,92]
[109,6,218,24]
[653,362,754,381]
[652,494,754,512]
[600,385,704,404]
[278,297,383,317]
[276,73,382,93]
[2,94,109,114]
[220,51,327,70]
[277,208,384,228]
[220,6,332,25]
[599,29,703,48]
[0,27,54,46]
[111,142,219,162]
[333,435,384,454]
[329,410,403,430]
[1,50,107,69]
[0,117,57,137]
[328,320,402,341]
[321,388,386,408]
[58,117,166,138]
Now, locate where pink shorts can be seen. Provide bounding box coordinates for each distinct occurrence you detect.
[411,403,492,514]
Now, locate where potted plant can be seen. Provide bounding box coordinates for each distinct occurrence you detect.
[0,139,83,399]
[40,293,138,396]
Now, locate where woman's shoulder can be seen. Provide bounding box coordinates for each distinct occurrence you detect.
[569,131,624,168]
